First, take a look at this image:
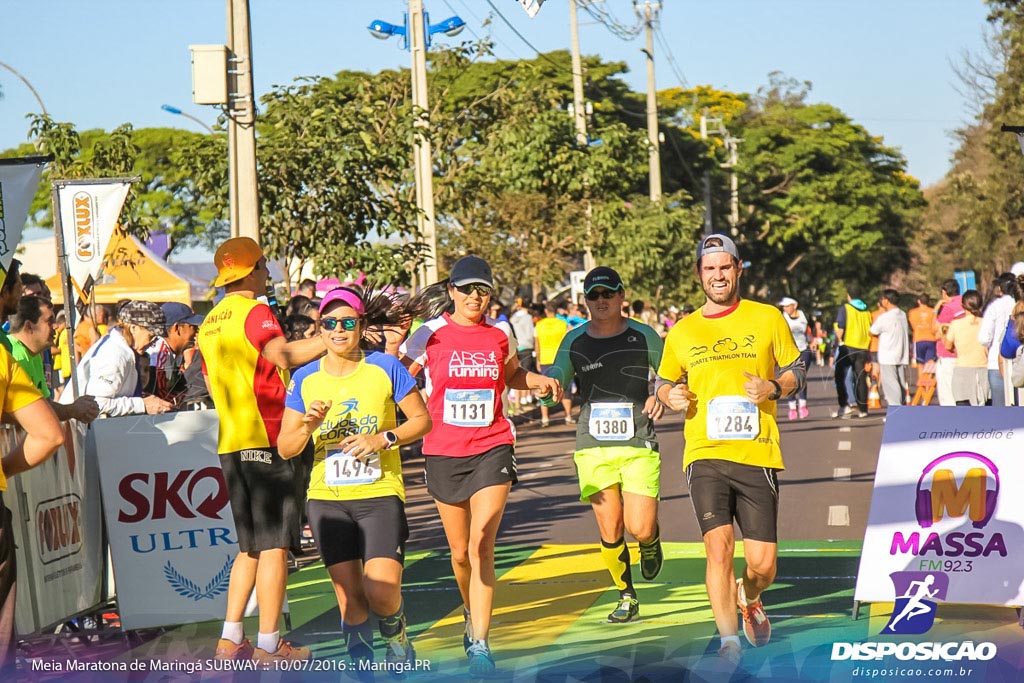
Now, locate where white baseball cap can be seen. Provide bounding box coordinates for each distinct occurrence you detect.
[1011,261,1024,277]
[778,297,798,307]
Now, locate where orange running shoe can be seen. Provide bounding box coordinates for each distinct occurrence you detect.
[737,578,771,647]
[252,640,312,665]
[214,638,254,660]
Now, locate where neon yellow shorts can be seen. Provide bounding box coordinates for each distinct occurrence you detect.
[573,446,661,503]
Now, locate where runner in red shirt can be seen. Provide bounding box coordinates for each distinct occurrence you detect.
[401,256,561,677]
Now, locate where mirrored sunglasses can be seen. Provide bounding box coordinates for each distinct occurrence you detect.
[454,283,493,297]
[321,317,359,331]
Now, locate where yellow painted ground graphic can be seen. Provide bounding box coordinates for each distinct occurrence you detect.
[411,543,611,661]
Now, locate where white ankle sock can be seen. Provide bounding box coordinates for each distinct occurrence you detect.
[257,631,280,653]
[721,635,741,648]
[221,621,244,645]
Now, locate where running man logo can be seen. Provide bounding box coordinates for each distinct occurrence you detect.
[337,398,359,416]
[915,452,999,529]
[448,350,500,380]
[882,571,949,635]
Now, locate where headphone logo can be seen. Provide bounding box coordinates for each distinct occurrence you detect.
[914,452,999,530]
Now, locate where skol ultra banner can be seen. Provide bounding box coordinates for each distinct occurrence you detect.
[55,179,131,295]
[91,411,239,630]
[0,157,47,288]
[855,407,1024,607]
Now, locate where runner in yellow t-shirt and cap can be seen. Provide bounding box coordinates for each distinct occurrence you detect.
[656,234,805,667]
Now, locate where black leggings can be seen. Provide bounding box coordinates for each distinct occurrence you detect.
[834,345,869,412]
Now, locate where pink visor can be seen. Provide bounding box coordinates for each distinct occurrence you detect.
[318,287,365,316]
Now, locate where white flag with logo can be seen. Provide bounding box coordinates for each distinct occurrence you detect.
[0,157,47,281]
[56,179,131,292]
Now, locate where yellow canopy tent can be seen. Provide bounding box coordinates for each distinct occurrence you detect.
[47,228,191,305]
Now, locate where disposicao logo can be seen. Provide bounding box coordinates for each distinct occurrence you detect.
[832,572,995,663]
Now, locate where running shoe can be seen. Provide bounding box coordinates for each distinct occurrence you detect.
[565,416,577,425]
[737,578,771,647]
[830,405,854,419]
[540,419,550,428]
[462,609,473,657]
[639,538,663,580]
[787,408,798,421]
[607,595,640,623]
[799,405,809,419]
[467,640,496,677]
[382,623,415,677]
[856,410,869,418]
[252,640,312,664]
[214,638,254,661]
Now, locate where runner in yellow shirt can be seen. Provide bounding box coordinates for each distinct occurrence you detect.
[534,302,574,426]
[279,286,430,673]
[656,234,805,667]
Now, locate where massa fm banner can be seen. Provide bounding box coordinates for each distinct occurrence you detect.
[855,407,1024,608]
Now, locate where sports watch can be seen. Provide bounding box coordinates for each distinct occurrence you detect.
[383,430,399,449]
[768,380,783,401]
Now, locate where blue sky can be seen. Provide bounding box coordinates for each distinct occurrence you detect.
[0,0,991,189]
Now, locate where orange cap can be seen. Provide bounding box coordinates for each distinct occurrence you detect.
[213,237,263,287]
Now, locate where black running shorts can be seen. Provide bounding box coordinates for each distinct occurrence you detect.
[306,496,409,566]
[685,459,780,543]
[219,448,301,553]
[517,349,537,374]
[423,445,517,504]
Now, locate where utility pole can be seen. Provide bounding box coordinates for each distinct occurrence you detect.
[569,0,587,147]
[641,1,662,202]
[227,0,259,241]
[409,0,439,285]
[722,135,740,235]
[569,0,595,271]
[699,111,738,237]
[700,112,713,236]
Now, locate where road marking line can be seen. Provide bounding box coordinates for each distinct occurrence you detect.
[839,426,851,433]
[837,440,852,451]
[828,505,850,526]
[834,467,852,480]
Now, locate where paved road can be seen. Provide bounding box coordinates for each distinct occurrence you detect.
[406,363,885,551]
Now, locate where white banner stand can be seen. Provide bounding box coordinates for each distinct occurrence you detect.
[853,407,1024,628]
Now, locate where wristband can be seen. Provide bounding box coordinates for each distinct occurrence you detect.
[768,379,783,401]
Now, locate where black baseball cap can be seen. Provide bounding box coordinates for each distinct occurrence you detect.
[449,256,494,288]
[696,234,740,263]
[584,266,624,294]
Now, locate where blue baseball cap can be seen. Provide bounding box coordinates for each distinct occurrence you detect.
[161,302,205,327]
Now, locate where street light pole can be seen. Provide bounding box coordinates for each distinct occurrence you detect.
[409,0,438,285]
[226,0,260,242]
[161,104,214,134]
[0,60,48,115]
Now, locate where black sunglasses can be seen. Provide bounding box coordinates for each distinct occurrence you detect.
[586,288,621,301]
[321,317,359,331]
[453,283,493,297]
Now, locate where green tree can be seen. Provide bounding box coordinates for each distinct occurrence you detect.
[731,74,924,307]
[912,1,1024,293]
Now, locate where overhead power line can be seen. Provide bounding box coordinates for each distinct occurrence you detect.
[577,0,643,40]
[654,25,689,89]
[484,0,564,71]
